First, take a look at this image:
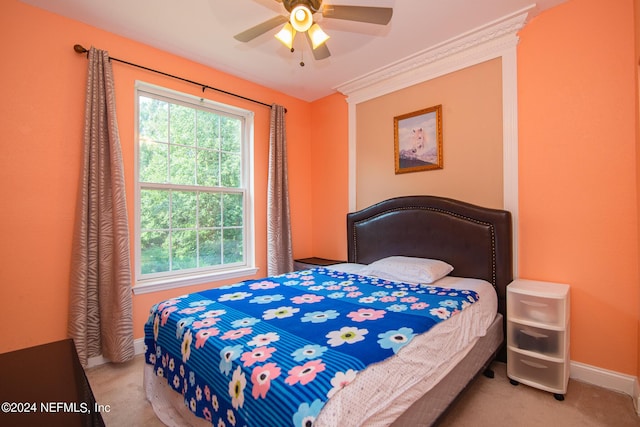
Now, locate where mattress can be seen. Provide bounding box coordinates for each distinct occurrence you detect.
[144,264,498,427]
[316,265,497,426]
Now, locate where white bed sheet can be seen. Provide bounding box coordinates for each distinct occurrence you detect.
[315,264,497,426]
[144,265,498,427]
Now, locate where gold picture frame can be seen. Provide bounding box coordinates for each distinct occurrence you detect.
[394,105,443,174]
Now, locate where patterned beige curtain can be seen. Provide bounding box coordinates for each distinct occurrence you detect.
[267,105,294,275]
[68,47,134,366]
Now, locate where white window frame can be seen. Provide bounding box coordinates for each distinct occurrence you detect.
[133,81,257,295]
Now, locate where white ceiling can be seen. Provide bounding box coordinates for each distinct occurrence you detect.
[21,0,566,102]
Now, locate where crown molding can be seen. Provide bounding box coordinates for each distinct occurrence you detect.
[335,6,533,104]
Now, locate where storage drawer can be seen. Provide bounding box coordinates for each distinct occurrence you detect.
[507,349,565,392]
[507,321,564,358]
[508,292,565,326]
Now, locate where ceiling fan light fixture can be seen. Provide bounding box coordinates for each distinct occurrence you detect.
[275,22,296,49]
[290,4,313,32]
[308,23,330,49]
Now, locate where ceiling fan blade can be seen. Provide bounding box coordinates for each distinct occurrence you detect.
[312,43,331,60]
[305,32,331,60]
[234,15,288,42]
[321,5,393,25]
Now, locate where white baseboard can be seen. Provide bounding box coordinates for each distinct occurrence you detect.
[570,360,638,406]
[86,354,109,369]
[86,338,146,369]
[134,337,146,355]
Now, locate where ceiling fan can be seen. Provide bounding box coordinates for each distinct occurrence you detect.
[234,0,393,63]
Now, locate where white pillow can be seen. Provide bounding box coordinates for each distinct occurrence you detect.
[327,263,368,274]
[359,256,453,284]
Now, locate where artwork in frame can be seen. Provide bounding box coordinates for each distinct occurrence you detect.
[394,105,443,174]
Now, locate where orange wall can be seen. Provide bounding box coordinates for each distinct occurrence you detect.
[354,58,504,211]
[635,0,640,380]
[309,93,349,261]
[518,0,639,375]
[0,0,313,353]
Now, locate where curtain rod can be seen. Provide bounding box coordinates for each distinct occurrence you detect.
[73,44,282,111]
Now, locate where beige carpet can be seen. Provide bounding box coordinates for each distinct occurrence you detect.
[86,355,640,426]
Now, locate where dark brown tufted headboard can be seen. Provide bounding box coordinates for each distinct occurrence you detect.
[347,195,513,324]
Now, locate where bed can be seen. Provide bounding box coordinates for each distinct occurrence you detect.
[144,195,513,426]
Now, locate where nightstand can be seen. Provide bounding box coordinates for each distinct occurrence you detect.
[507,279,570,401]
[294,257,345,271]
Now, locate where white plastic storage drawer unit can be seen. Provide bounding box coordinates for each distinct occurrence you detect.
[506,279,570,400]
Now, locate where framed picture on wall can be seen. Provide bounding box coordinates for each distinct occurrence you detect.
[394,104,443,174]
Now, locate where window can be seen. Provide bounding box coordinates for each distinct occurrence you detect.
[134,82,255,293]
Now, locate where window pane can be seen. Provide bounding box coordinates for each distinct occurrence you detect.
[172,230,197,270]
[141,231,170,274]
[170,145,196,185]
[170,104,196,146]
[197,149,220,187]
[137,87,252,281]
[139,140,168,183]
[139,96,168,142]
[197,110,219,150]
[223,193,243,227]
[140,189,170,230]
[223,228,243,264]
[199,192,221,228]
[199,229,221,267]
[220,116,241,152]
[172,191,197,229]
[220,152,241,187]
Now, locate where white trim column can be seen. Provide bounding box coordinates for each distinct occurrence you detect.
[502,46,520,276]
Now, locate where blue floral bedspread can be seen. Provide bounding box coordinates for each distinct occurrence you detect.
[144,267,479,427]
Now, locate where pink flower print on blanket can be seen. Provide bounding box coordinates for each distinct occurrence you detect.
[285,360,326,386]
[251,363,282,399]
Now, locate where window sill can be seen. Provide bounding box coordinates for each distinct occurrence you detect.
[133,266,260,295]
